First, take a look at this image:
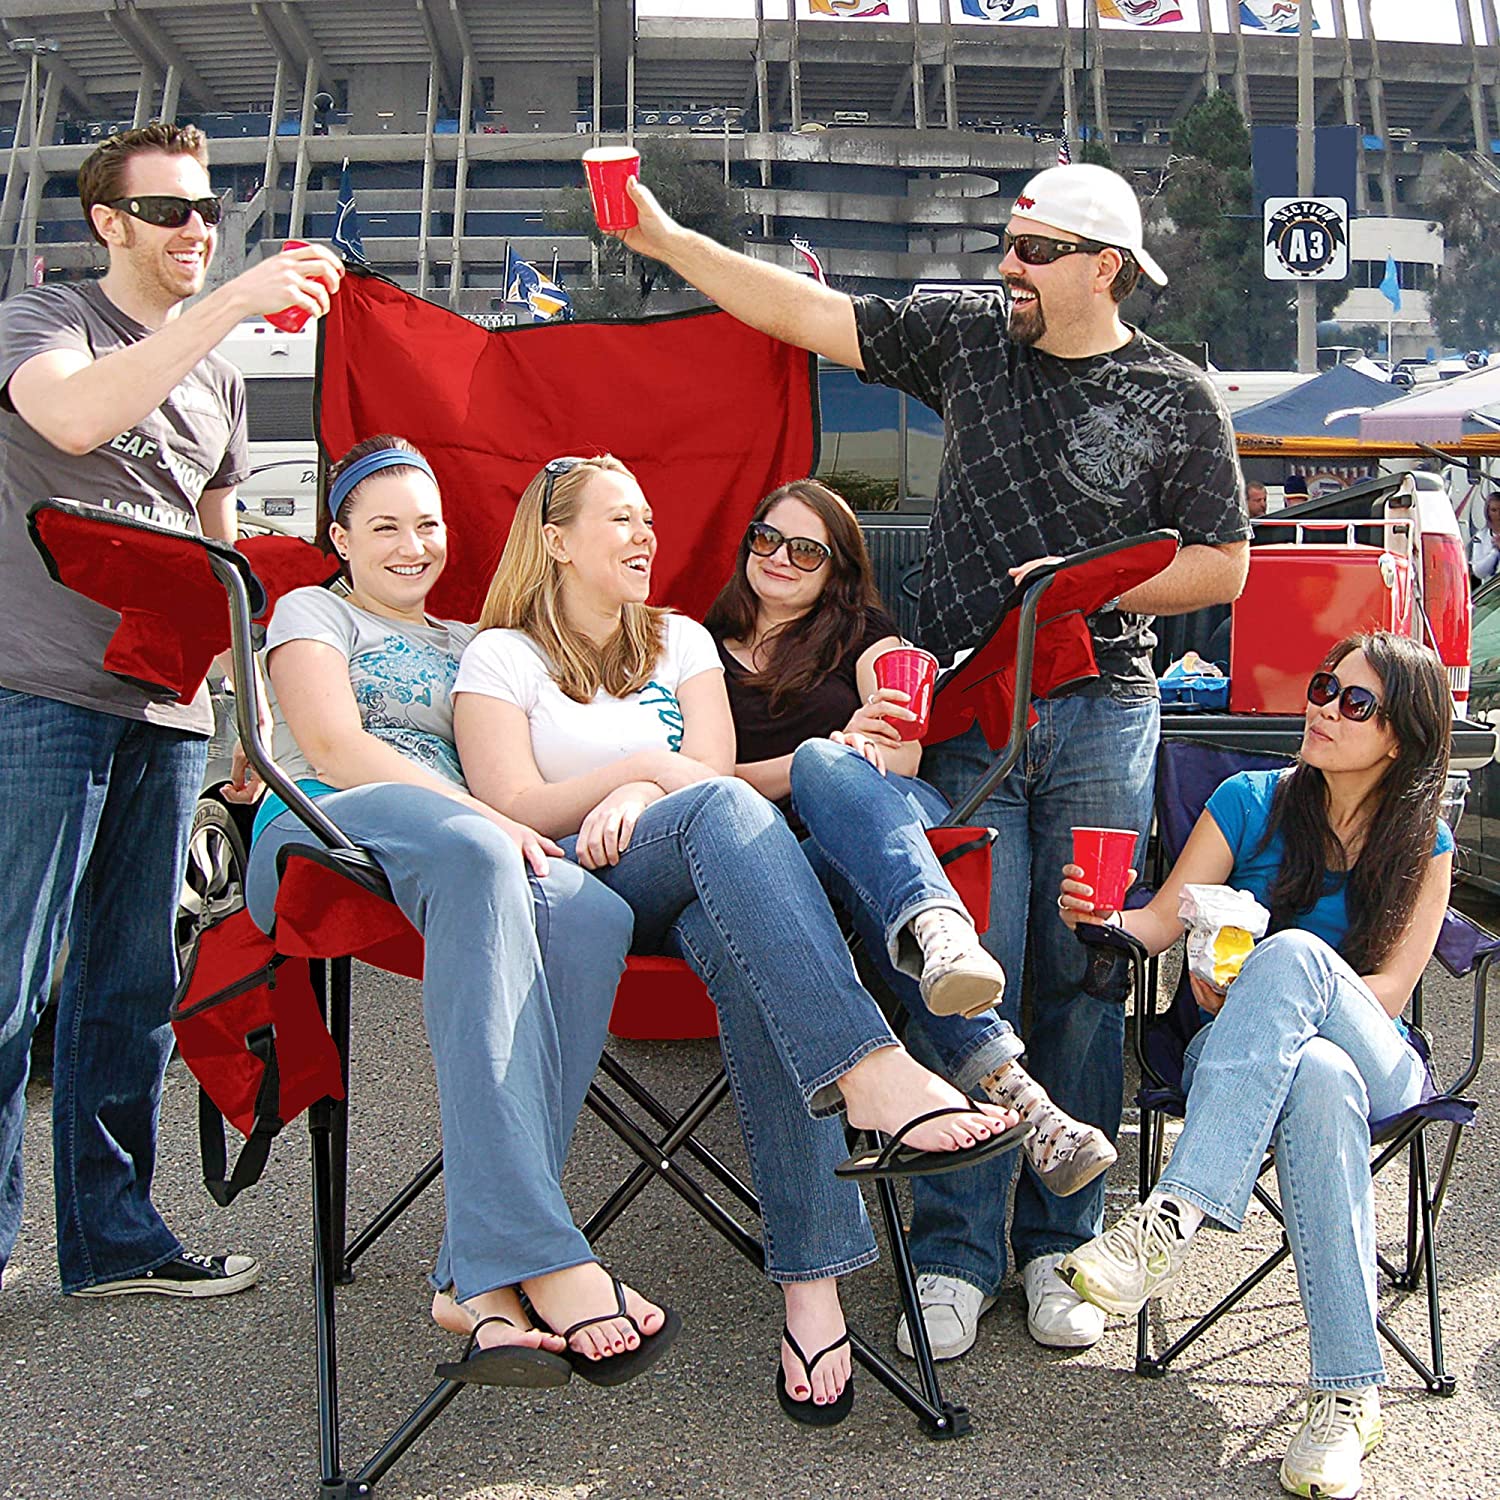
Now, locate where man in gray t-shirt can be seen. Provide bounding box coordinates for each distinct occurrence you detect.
[0,123,342,1299]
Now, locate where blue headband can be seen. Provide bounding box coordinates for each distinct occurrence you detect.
[328,448,437,521]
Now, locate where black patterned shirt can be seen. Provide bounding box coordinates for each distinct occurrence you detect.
[853,292,1247,692]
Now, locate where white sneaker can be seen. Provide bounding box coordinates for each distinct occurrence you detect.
[1279,1387,1383,1498]
[1022,1253,1105,1349]
[1060,1199,1193,1318]
[894,1273,997,1361]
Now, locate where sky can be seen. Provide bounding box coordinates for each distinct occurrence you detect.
[638,1,1473,45]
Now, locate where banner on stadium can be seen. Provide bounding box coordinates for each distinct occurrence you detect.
[1095,0,1185,25]
[1239,0,1316,30]
[804,0,892,17]
[958,0,1041,20]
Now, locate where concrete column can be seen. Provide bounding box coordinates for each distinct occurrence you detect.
[1357,0,1395,208]
[1060,9,1076,146]
[132,63,158,128]
[417,65,438,296]
[260,59,286,246]
[161,65,181,124]
[1458,0,1491,152]
[12,71,59,297]
[287,56,317,241]
[1330,0,1362,210]
[789,11,802,129]
[939,0,957,130]
[1086,2,1111,145]
[1226,0,1252,123]
[450,51,472,307]
[1195,0,1218,97]
[0,66,36,269]
[1483,0,1500,150]
[910,8,925,130]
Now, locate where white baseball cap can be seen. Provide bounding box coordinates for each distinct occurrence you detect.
[1010,163,1168,287]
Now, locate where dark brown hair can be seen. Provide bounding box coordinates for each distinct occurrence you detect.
[1260,631,1452,974]
[702,479,887,715]
[77,122,210,247]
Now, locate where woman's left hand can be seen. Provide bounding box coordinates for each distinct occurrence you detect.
[829,729,887,775]
[1188,973,1228,1015]
[577,780,661,869]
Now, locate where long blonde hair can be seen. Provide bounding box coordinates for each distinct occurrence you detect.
[476,454,669,703]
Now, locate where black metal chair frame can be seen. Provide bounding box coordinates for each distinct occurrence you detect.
[1082,741,1494,1399]
[192,540,1097,1495]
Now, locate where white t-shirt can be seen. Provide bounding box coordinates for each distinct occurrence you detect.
[454,613,722,782]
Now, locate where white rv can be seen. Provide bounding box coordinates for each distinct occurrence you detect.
[216,321,320,539]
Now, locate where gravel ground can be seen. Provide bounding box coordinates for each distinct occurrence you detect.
[4,924,1499,1500]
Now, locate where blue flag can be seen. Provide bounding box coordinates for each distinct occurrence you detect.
[332,158,367,264]
[504,248,572,321]
[1379,253,1402,313]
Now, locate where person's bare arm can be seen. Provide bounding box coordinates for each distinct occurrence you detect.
[1361,852,1451,1019]
[674,669,735,777]
[7,244,342,456]
[1116,540,1249,617]
[197,485,238,544]
[618,179,863,370]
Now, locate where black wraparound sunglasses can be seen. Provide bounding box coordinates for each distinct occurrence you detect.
[540,456,585,523]
[1307,670,1383,723]
[104,194,224,229]
[1002,229,1108,267]
[746,520,832,572]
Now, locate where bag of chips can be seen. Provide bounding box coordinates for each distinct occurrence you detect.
[1179,884,1271,991]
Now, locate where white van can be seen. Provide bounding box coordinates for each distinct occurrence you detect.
[217,322,319,539]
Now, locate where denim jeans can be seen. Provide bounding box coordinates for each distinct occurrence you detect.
[913,695,1160,1292]
[789,737,1025,1091]
[564,776,887,1282]
[0,688,207,1292]
[248,784,632,1303]
[1164,929,1428,1390]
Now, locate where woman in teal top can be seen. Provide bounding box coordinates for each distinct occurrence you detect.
[1056,631,1454,1500]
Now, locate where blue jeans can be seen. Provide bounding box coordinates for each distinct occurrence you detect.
[247,784,632,1303]
[1164,929,1428,1390]
[564,776,887,1282]
[913,695,1160,1292]
[789,737,1025,1090]
[0,688,207,1292]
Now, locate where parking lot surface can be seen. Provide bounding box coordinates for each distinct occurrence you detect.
[4,938,1498,1500]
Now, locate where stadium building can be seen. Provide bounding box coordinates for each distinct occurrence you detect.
[0,2,1491,315]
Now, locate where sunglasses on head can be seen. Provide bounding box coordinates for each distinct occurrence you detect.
[104,194,223,229]
[1307,670,1383,723]
[1002,230,1108,267]
[746,520,832,573]
[539,456,585,523]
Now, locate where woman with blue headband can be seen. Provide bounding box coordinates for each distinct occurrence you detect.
[244,434,680,1390]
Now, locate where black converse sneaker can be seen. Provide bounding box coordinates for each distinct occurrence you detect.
[70,1251,261,1299]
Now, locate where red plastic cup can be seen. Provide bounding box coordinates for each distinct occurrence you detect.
[265,240,320,333]
[1071,827,1137,915]
[582,146,641,231]
[872,646,939,742]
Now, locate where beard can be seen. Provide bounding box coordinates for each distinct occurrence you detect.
[1006,285,1046,346]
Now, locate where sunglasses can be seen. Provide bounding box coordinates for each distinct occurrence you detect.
[1307,670,1383,723]
[104,194,223,229]
[1002,230,1107,267]
[539,456,585,523]
[746,521,832,572]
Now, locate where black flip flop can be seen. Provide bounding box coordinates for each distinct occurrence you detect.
[433,1314,572,1388]
[835,1106,1034,1181]
[546,1272,682,1388]
[776,1325,854,1427]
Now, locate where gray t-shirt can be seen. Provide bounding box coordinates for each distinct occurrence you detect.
[264,586,476,787]
[0,279,250,734]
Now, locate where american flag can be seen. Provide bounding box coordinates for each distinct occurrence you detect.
[1057,114,1072,166]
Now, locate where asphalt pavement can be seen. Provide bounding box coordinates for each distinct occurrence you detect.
[4,929,1499,1500]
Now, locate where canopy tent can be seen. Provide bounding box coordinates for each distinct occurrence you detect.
[1233,364,1403,440]
[1358,363,1500,444]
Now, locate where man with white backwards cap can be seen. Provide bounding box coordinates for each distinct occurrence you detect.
[618,161,1248,1359]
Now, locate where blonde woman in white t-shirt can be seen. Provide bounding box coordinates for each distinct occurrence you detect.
[453,454,1028,1426]
[247,435,679,1391]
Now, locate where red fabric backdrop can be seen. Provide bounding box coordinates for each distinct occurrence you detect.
[317,272,820,623]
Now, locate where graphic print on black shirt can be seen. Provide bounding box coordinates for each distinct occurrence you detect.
[853,291,1247,689]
